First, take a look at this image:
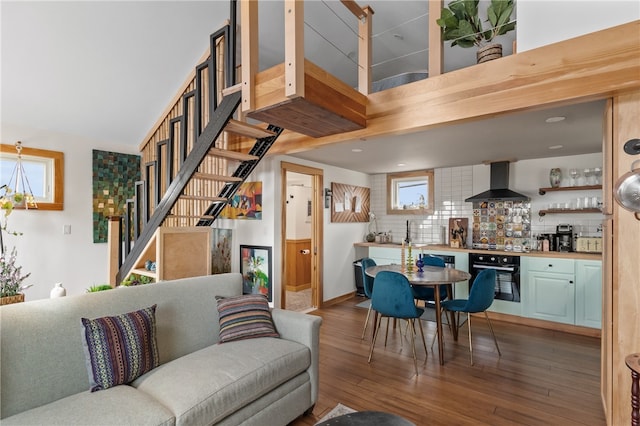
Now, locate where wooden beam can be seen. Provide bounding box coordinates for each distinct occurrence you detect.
[285,0,305,99]
[428,0,443,77]
[358,6,374,95]
[265,21,640,155]
[341,0,366,19]
[107,216,121,286]
[241,0,258,112]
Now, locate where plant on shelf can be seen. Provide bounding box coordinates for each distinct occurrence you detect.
[436,0,516,63]
[247,256,269,295]
[0,247,32,301]
[87,284,113,293]
[120,273,155,287]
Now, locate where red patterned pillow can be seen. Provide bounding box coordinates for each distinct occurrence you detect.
[81,305,159,392]
[216,294,279,343]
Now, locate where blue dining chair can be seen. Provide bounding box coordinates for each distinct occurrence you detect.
[412,255,449,305]
[360,257,377,340]
[441,268,501,365]
[367,271,428,376]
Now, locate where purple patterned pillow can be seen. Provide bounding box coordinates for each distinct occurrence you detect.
[81,305,159,392]
[216,294,280,343]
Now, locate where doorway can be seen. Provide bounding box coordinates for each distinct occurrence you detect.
[281,162,323,312]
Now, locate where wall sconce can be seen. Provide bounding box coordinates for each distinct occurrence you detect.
[324,188,332,208]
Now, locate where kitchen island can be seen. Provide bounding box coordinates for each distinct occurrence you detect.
[354,242,602,337]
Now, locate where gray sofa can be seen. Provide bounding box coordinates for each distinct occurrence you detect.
[0,273,322,425]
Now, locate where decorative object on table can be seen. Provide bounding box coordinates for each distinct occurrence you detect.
[92,149,140,243]
[436,0,516,64]
[449,217,468,248]
[0,247,32,305]
[400,240,406,273]
[406,242,414,273]
[240,245,273,302]
[330,182,370,223]
[50,282,66,298]
[219,181,263,220]
[614,159,640,220]
[415,255,424,273]
[549,168,562,188]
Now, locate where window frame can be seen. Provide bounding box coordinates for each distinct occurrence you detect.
[387,170,434,215]
[0,144,64,211]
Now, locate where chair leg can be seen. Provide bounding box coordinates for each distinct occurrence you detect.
[384,317,391,347]
[416,318,428,362]
[368,315,383,363]
[361,305,372,340]
[407,319,418,376]
[467,313,474,366]
[484,311,502,356]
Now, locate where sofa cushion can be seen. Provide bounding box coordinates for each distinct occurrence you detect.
[216,294,279,343]
[81,305,159,392]
[132,337,310,426]
[0,385,174,426]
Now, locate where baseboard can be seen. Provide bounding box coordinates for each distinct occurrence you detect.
[483,311,601,338]
[285,283,311,292]
[321,291,356,308]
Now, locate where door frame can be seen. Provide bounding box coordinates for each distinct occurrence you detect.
[280,161,324,309]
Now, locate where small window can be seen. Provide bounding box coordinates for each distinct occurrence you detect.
[387,170,434,215]
[0,144,64,211]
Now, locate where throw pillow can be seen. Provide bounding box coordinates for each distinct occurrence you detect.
[81,305,159,392]
[216,294,280,343]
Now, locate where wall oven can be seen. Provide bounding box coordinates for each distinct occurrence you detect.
[468,253,521,303]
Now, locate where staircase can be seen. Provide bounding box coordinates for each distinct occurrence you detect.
[111,10,284,285]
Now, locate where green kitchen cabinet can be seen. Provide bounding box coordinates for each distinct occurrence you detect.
[575,260,602,328]
[524,258,576,325]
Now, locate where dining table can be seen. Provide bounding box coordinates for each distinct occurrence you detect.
[365,264,472,365]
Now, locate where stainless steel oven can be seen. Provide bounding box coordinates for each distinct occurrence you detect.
[468,253,520,302]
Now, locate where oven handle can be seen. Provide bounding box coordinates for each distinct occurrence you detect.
[472,264,517,272]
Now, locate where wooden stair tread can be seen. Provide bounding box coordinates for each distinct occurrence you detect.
[225,119,276,139]
[222,84,242,96]
[180,195,228,202]
[192,172,242,182]
[207,147,258,162]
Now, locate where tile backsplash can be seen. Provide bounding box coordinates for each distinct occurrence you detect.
[368,159,603,247]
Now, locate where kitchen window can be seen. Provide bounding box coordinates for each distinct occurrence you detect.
[387,170,434,215]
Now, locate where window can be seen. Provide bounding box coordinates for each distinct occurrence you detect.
[387,170,434,215]
[0,144,64,210]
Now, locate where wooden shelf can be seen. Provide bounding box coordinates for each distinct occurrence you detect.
[130,268,157,279]
[538,208,602,217]
[538,185,601,195]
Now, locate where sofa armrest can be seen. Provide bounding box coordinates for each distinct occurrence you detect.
[270,309,322,405]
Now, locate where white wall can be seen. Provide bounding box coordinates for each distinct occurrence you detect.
[1,124,139,301]
[285,185,311,239]
[517,1,640,52]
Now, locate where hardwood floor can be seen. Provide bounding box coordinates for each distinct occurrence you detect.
[290,296,604,426]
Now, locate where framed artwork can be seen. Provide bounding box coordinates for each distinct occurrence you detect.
[240,245,273,302]
[219,181,262,219]
[330,182,370,223]
[92,150,140,243]
[211,228,232,274]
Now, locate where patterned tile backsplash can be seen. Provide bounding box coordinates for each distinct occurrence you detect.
[471,200,531,251]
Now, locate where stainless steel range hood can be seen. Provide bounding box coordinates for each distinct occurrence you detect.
[465,161,529,202]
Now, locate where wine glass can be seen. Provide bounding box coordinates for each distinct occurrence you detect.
[583,168,593,185]
[569,168,580,186]
[593,167,602,185]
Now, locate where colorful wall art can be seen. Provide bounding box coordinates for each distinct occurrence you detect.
[212,228,232,274]
[92,150,140,243]
[240,245,272,302]
[220,181,262,219]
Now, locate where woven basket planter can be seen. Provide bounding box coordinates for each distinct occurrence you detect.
[477,43,503,64]
[1,293,25,305]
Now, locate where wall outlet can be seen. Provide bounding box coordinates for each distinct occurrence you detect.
[63,225,71,234]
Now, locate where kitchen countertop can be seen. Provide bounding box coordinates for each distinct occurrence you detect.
[354,242,602,261]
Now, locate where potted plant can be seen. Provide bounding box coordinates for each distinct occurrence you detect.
[0,247,32,305]
[436,0,516,63]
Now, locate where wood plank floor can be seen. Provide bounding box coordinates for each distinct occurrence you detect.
[290,296,604,426]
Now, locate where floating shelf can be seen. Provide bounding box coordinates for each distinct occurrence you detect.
[538,208,602,217]
[538,185,602,195]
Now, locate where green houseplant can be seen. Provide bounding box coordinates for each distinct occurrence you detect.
[436,0,516,63]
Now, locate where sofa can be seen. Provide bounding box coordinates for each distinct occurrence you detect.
[0,273,322,425]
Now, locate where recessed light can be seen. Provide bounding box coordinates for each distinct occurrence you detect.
[548,145,564,150]
[397,163,406,167]
[545,116,566,123]
[351,148,363,153]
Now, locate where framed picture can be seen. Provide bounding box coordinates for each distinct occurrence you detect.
[211,228,232,274]
[240,245,273,302]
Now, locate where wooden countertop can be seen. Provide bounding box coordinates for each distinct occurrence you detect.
[354,242,602,261]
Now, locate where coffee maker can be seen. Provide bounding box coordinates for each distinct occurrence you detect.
[555,224,574,252]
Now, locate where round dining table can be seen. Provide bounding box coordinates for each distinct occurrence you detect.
[365,264,471,365]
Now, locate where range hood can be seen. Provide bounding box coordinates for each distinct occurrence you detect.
[465,161,529,202]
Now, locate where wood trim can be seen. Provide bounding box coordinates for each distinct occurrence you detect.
[284,0,304,99]
[0,144,64,211]
[340,0,367,19]
[322,291,356,308]
[428,0,443,77]
[267,21,640,155]
[241,0,258,112]
[386,169,434,215]
[357,6,373,95]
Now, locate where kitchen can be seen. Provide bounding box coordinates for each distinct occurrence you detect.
[354,151,603,335]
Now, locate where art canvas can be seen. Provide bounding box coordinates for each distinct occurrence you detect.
[92,150,140,243]
[219,181,262,219]
[211,228,232,274]
[240,245,272,302]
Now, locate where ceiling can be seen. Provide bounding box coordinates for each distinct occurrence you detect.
[1,1,603,174]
